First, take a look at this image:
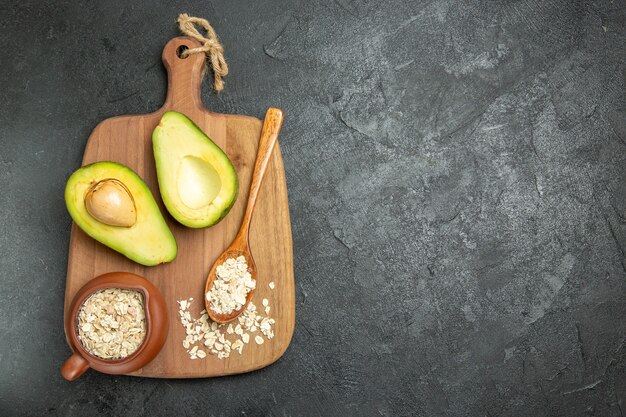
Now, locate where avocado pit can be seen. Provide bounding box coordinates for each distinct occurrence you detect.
[85,179,137,227]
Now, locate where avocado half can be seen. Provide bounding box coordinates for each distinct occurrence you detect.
[65,161,177,266]
[152,111,238,228]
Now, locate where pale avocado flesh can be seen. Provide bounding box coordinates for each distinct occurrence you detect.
[152,111,238,228]
[65,161,177,266]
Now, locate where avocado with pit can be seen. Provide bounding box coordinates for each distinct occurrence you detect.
[152,111,238,228]
[65,161,177,266]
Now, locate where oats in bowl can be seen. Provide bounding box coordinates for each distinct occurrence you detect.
[77,288,146,360]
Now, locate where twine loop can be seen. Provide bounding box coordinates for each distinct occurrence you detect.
[177,13,229,92]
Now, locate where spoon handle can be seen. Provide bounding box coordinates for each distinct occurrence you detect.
[235,107,284,243]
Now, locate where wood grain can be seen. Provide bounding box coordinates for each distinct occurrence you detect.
[64,37,295,378]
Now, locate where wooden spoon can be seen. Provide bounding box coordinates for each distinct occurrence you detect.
[204,107,284,323]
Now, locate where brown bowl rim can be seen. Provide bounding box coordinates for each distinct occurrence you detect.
[65,272,168,374]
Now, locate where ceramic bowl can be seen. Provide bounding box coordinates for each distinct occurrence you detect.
[60,272,168,381]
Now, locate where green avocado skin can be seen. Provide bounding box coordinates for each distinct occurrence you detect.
[152,111,239,229]
[65,161,178,266]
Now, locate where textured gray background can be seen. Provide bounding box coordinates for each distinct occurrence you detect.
[1,0,625,416]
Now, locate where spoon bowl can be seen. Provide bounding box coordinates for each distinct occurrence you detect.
[203,239,257,323]
[204,107,284,323]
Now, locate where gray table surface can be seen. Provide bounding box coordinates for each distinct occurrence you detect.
[1,0,625,416]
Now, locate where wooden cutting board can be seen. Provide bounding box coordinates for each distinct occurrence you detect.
[63,37,295,378]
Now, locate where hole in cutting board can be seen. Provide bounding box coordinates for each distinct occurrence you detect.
[176,45,189,59]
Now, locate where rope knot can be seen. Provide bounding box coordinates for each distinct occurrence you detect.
[177,13,229,92]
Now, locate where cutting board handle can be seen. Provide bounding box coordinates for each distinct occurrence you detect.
[161,37,207,110]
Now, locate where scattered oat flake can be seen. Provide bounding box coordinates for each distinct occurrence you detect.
[262,298,269,307]
[177,298,274,360]
[269,282,275,289]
